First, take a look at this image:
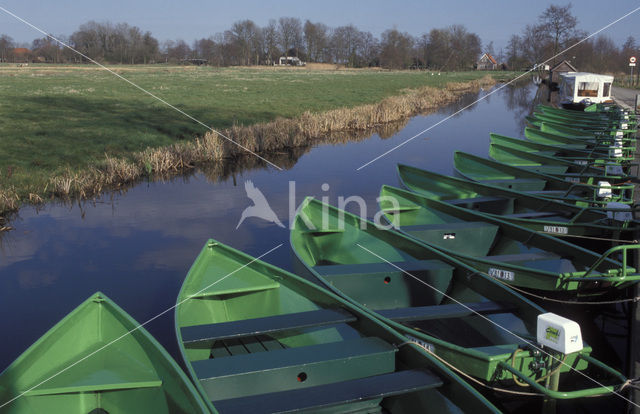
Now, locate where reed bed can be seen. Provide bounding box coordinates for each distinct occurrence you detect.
[1,76,494,216]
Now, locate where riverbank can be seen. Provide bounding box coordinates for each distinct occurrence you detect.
[0,65,518,216]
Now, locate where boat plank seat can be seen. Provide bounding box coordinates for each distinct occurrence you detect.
[400,221,497,232]
[210,334,288,358]
[447,196,505,206]
[482,252,559,262]
[315,259,451,277]
[480,178,545,187]
[181,308,357,345]
[377,301,516,323]
[193,337,398,400]
[213,369,442,414]
[503,211,563,219]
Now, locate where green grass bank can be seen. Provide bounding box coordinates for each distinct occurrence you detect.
[0,64,521,215]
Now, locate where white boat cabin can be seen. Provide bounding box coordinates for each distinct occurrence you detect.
[558,72,614,105]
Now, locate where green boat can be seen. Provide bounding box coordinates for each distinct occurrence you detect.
[532,111,633,130]
[396,164,638,248]
[525,127,635,160]
[290,197,628,398]
[537,105,637,126]
[538,104,637,123]
[175,240,500,413]
[453,151,634,205]
[488,143,626,179]
[527,115,638,137]
[489,133,633,168]
[537,122,637,144]
[376,185,640,294]
[0,292,214,414]
[584,103,637,118]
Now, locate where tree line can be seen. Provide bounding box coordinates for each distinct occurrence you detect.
[0,18,482,70]
[503,3,637,73]
[1,4,636,73]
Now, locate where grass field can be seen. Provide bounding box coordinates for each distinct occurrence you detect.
[0,64,519,209]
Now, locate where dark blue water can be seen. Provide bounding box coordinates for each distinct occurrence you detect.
[0,83,628,412]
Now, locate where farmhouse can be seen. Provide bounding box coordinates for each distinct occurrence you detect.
[12,48,31,63]
[476,53,497,70]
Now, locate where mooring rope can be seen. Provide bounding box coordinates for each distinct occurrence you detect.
[397,341,543,397]
[484,274,640,305]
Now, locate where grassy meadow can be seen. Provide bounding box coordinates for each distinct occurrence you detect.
[0,64,519,212]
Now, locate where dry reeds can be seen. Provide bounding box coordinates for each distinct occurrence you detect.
[0,75,495,216]
[0,187,19,217]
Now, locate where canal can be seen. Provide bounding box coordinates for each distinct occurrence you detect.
[0,82,630,412]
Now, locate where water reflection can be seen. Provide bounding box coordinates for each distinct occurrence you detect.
[0,83,542,370]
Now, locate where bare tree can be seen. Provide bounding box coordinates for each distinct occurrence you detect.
[304,20,328,62]
[278,17,303,57]
[0,34,13,62]
[261,19,280,65]
[226,20,261,65]
[379,29,414,69]
[538,3,578,64]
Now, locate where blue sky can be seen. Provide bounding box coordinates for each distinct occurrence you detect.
[1,1,638,52]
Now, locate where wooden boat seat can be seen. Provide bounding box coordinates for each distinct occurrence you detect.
[480,178,544,188]
[503,211,562,219]
[400,221,497,232]
[212,369,442,414]
[315,259,452,277]
[447,196,505,205]
[181,308,357,345]
[482,252,558,262]
[193,337,398,400]
[377,301,516,323]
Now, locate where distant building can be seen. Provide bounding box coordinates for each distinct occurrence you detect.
[476,53,497,70]
[12,48,31,63]
[549,60,577,84]
[181,58,207,65]
[277,56,305,66]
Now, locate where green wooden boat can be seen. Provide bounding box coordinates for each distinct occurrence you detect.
[396,164,638,248]
[453,151,634,205]
[175,240,500,413]
[537,122,637,144]
[538,104,637,123]
[531,124,627,144]
[525,127,635,160]
[532,111,633,130]
[376,185,640,294]
[291,197,628,398]
[0,292,214,414]
[488,143,626,180]
[584,103,637,119]
[489,133,632,168]
[537,105,637,125]
[527,115,638,137]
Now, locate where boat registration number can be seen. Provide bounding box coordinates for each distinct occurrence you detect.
[406,335,435,352]
[488,268,515,281]
[543,225,568,234]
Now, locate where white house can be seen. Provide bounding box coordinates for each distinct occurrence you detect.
[558,72,614,105]
[277,56,305,66]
